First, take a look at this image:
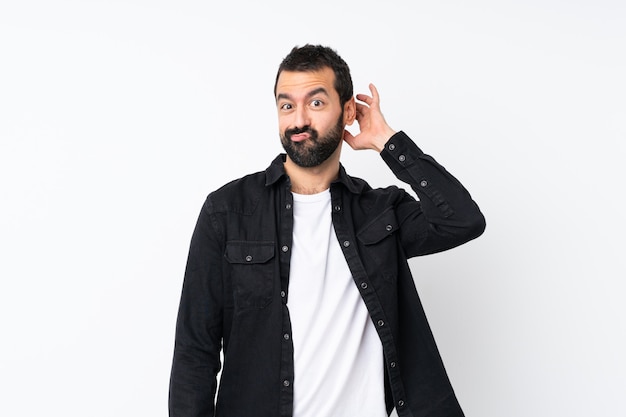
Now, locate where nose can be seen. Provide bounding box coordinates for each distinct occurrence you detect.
[293,106,310,129]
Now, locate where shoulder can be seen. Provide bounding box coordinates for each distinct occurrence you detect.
[205,170,268,215]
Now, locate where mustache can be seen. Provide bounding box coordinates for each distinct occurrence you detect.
[285,126,316,138]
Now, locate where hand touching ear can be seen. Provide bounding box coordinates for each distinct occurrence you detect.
[343,83,396,152]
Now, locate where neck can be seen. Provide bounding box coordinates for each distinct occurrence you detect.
[284,147,341,195]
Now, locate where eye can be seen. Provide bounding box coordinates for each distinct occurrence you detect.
[310,99,323,107]
[280,103,293,111]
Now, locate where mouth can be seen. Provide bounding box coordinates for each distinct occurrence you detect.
[289,132,311,143]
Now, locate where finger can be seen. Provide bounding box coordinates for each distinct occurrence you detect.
[355,93,373,106]
[354,103,368,119]
[369,83,381,108]
[369,83,379,96]
[342,129,356,148]
[355,102,368,113]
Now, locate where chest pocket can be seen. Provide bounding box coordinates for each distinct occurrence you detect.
[357,208,399,282]
[225,241,275,309]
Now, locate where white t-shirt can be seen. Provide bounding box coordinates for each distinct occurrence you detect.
[288,189,386,417]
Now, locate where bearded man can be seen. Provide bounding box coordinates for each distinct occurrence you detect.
[169,44,486,417]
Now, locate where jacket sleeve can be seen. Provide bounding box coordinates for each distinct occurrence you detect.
[380,131,486,257]
[169,196,224,416]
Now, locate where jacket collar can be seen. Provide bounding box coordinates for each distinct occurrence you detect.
[265,154,365,194]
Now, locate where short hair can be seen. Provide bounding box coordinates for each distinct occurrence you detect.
[274,44,354,107]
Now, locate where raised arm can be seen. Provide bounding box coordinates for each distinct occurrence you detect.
[346,83,485,255]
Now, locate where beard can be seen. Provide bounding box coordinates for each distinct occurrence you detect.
[280,113,344,168]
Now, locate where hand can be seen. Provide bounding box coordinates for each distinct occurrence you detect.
[343,83,396,152]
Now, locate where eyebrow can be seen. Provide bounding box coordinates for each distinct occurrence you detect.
[276,87,330,102]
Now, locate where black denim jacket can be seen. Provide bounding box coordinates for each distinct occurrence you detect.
[169,131,486,417]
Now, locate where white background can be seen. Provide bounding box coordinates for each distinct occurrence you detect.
[1,1,625,416]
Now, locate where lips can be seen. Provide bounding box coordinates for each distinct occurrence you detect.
[290,132,311,143]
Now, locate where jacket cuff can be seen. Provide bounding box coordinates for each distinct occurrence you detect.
[380,131,425,170]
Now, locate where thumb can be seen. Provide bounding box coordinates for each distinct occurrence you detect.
[343,129,357,150]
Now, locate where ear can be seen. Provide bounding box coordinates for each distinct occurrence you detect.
[343,97,356,126]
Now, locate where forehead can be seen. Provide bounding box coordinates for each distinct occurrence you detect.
[275,67,337,99]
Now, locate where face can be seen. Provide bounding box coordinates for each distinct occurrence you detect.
[275,68,350,168]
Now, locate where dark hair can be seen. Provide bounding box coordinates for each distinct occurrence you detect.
[274,44,354,106]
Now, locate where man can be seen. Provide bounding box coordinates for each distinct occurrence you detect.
[169,44,485,417]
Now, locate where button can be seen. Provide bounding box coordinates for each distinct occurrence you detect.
[420,180,428,187]
[282,245,289,252]
[283,333,290,340]
[286,203,292,209]
[390,361,396,368]
[343,241,350,247]
[398,400,405,407]
[245,255,253,262]
[385,224,393,231]
[360,282,368,289]
[280,290,286,298]
[388,143,396,151]
[283,380,290,387]
[334,205,341,212]
[398,155,406,162]
[377,320,385,327]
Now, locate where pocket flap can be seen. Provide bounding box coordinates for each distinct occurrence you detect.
[357,209,398,245]
[225,241,275,264]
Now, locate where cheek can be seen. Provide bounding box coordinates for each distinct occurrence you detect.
[278,112,297,128]
[310,112,331,128]
[321,113,343,132]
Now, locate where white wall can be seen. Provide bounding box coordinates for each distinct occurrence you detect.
[1,1,624,416]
